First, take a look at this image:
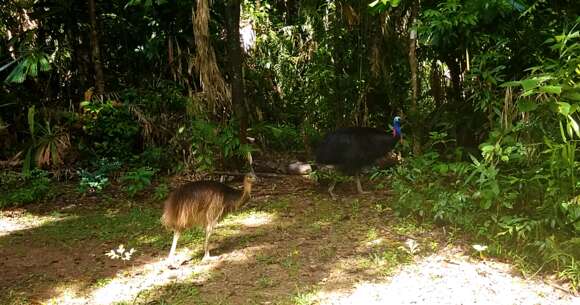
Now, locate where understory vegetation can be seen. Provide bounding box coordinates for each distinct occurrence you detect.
[1,0,579,293]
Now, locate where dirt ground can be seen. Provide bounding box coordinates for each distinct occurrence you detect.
[1,176,578,305]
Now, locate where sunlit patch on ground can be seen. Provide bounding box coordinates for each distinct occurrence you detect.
[221,210,276,228]
[44,256,200,305]
[44,244,275,305]
[0,210,71,237]
[39,210,277,305]
[316,246,579,305]
[237,211,275,227]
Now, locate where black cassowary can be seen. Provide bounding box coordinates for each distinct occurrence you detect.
[315,116,402,199]
[161,173,257,264]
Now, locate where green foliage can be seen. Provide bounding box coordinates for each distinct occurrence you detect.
[177,119,254,171]
[77,158,122,194]
[119,167,157,198]
[5,50,51,83]
[80,100,140,160]
[0,170,52,208]
[153,183,169,201]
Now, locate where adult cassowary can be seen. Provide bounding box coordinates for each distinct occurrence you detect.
[315,116,402,199]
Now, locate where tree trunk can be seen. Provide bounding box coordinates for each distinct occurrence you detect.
[225,0,248,143]
[408,1,420,154]
[88,0,105,95]
[446,56,462,105]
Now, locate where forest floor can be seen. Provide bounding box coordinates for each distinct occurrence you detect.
[0,175,578,305]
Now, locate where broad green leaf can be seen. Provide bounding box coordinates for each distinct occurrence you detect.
[28,106,36,141]
[563,90,580,101]
[569,116,580,138]
[557,102,571,116]
[517,99,538,112]
[500,80,521,88]
[22,148,33,177]
[560,120,568,142]
[521,79,538,90]
[539,85,562,94]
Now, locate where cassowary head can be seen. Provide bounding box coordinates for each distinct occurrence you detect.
[392,116,402,138]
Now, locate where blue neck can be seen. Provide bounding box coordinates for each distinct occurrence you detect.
[393,121,401,137]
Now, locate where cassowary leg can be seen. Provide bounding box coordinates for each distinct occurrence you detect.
[167,231,181,260]
[328,180,337,200]
[355,173,367,194]
[203,225,215,261]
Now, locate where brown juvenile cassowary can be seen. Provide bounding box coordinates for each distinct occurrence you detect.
[161,173,257,262]
[315,116,402,199]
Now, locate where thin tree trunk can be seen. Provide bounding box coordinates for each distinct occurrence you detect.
[408,1,420,154]
[430,60,443,106]
[225,0,247,143]
[192,0,230,111]
[88,0,105,95]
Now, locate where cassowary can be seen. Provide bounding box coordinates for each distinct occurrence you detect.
[315,116,402,199]
[161,173,257,263]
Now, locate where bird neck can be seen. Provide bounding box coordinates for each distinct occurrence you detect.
[235,181,253,209]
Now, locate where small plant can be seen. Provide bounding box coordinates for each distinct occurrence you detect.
[292,290,317,305]
[153,183,169,201]
[119,166,157,197]
[472,244,488,259]
[77,158,122,194]
[256,276,275,288]
[403,238,420,255]
[105,244,136,261]
[77,169,109,194]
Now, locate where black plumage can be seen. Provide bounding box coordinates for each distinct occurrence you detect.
[315,117,402,199]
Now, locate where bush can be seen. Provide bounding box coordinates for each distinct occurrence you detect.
[0,169,53,208]
[80,100,140,160]
[173,119,254,171]
[77,158,122,194]
[119,166,157,198]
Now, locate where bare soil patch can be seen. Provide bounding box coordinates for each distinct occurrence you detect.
[0,175,577,305]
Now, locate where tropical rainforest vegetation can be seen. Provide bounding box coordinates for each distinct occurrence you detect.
[1,0,580,296]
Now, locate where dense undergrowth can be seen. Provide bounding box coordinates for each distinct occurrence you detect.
[380,150,580,289]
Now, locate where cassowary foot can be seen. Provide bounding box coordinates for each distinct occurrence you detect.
[202,254,219,262]
[165,257,185,269]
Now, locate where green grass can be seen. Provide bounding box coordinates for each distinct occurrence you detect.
[256,275,275,288]
[0,206,166,248]
[112,282,204,305]
[0,187,444,305]
[289,288,318,305]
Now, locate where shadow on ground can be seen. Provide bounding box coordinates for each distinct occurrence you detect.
[1,175,435,305]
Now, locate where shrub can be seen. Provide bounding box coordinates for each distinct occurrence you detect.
[80,100,140,160]
[119,166,157,198]
[0,169,52,208]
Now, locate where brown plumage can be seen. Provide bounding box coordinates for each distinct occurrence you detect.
[162,173,257,262]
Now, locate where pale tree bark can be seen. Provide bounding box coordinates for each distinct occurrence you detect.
[88,0,105,95]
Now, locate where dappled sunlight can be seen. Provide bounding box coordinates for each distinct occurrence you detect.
[315,246,578,305]
[37,208,277,305]
[0,211,73,237]
[44,253,207,305]
[220,210,277,228]
[45,243,274,305]
[237,212,276,227]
